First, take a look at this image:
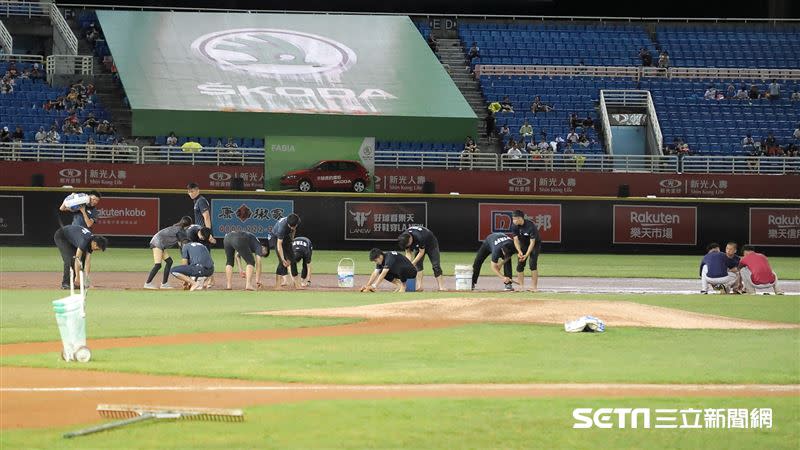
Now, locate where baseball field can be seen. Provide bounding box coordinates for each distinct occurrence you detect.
[1,248,798,449]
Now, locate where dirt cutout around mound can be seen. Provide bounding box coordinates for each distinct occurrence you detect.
[260,297,800,330]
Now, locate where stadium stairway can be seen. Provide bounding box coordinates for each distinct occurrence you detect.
[434,38,498,153]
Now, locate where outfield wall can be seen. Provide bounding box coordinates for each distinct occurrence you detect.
[1,188,798,255]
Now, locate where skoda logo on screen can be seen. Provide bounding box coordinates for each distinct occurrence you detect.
[192,28,357,81]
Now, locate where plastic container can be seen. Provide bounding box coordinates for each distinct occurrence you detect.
[52,270,91,362]
[454,265,473,291]
[63,192,90,211]
[405,278,416,292]
[337,258,355,288]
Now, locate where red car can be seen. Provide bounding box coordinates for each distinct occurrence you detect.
[280,160,370,193]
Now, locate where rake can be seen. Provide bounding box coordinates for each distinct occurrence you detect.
[63,404,244,439]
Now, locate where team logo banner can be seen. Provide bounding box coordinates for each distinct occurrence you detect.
[345,202,427,241]
[749,208,800,247]
[613,205,696,245]
[92,197,160,237]
[0,196,24,236]
[478,203,561,242]
[211,199,293,238]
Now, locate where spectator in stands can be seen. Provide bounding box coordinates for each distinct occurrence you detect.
[0,127,11,143]
[566,129,580,146]
[485,111,496,139]
[530,96,554,115]
[767,80,781,100]
[460,137,479,168]
[468,42,480,64]
[791,91,800,102]
[46,126,61,144]
[35,127,46,144]
[499,123,510,137]
[519,120,533,139]
[704,86,717,100]
[578,133,590,148]
[748,85,761,100]
[7,62,17,78]
[12,126,23,142]
[30,64,42,81]
[525,139,537,154]
[734,86,749,100]
[741,134,756,153]
[0,78,13,95]
[638,48,652,66]
[427,35,437,52]
[96,120,114,135]
[553,135,565,152]
[86,23,100,44]
[657,51,670,69]
[488,101,501,114]
[506,141,523,160]
[581,115,594,129]
[166,132,178,147]
[500,96,514,113]
[794,123,800,143]
[763,133,783,156]
[725,84,736,99]
[83,113,98,131]
[224,138,241,156]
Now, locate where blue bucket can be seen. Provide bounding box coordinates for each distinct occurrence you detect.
[405,278,416,292]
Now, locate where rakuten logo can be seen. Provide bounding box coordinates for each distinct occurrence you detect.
[97,208,147,218]
[768,215,800,226]
[573,408,651,429]
[630,211,680,225]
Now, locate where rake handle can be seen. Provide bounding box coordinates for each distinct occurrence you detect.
[64,413,155,439]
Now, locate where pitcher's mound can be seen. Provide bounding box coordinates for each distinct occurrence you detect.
[259,298,799,330]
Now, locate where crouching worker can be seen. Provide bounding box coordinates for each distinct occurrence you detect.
[144,216,192,289]
[738,245,783,295]
[699,242,739,294]
[171,240,215,291]
[223,231,268,291]
[361,248,418,293]
[472,232,516,291]
[291,236,313,288]
[53,224,108,289]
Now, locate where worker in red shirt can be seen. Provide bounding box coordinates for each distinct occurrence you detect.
[738,245,783,295]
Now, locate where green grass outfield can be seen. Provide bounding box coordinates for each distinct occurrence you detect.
[2,247,799,279]
[2,398,797,450]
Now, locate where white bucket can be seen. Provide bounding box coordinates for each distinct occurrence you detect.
[337,258,355,288]
[454,264,473,291]
[53,270,90,362]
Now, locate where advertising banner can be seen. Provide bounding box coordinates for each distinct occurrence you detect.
[0,196,24,236]
[613,205,697,245]
[344,201,427,241]
[749,208,800,247]
[478,203,561,242]
[265,135,374,191]
[375,168,800,199]
[0,162,264,190]
[211,199,293,238]
[92,197,160,237]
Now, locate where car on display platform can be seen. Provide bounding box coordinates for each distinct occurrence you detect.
[280,160,370,193]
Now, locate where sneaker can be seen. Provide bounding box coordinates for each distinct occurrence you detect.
[143,283,158,290]
[504,283,514,292]
[775,291,785,295]
[700,290,708,294]
[61,283,70,290]
[190,277,206,291]
[160,283,174,289]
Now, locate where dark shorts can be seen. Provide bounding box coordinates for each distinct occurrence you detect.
[224,235,256,267]
[516,252,539,272]
[384,266,418,283]
[171,264,214,278]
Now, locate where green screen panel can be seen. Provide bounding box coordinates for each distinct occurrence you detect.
[97,11,476,141]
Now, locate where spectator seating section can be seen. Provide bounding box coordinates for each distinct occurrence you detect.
[151,136,265,161]
[0,62,113,145]
[0,1,47,16]
[641,78,800,155]
[460,23,657,67]
[480,75,608,153]
[656,27,800,69]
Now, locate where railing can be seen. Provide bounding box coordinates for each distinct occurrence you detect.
[599,91,614,154]
[500,154,678,172]
[476,65,641,79]
[0,142,139,163]
[140,146,265,165]
[0,53,43,64]
[598,90,650,108]
[0,1,48,17]
[45,54,93,83]
[375,151,498,170]
[0,19,11,54]
[50,3,78,55]
[682,156,800,175]
[475,65,800,81]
